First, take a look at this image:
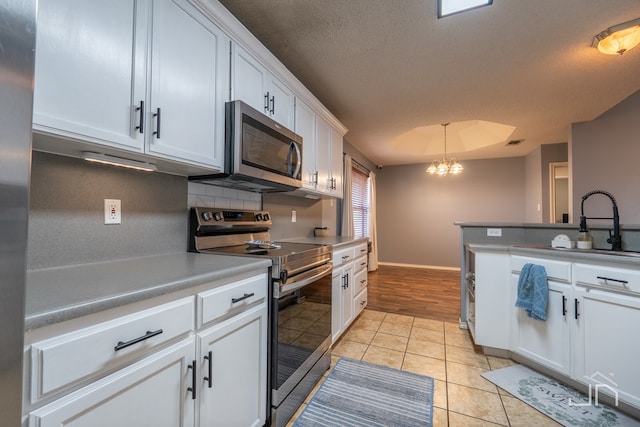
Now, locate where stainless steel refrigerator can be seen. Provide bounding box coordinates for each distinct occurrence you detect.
[0,0,36,425]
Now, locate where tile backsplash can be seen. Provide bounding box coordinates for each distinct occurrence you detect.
[187,182,262,210]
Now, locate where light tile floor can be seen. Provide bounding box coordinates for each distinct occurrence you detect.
[287,309,562,426]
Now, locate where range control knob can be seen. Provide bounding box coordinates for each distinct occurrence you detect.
[213,212,223,221]
[263,213,270,221]
[201,211,211,221]
[255,213,263,221]
[279,270,288,284]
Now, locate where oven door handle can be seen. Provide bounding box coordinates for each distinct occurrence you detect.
[278,263,333,295]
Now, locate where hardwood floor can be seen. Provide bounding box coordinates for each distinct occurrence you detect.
[366,264,461,323]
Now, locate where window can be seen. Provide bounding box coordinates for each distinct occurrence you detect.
[352,166,370,238]
[438,0,492,18]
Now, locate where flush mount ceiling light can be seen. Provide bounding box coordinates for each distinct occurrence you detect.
[426,123,463,176]
[592,18,640,55]
[438,0,492,18]
[82,152,157,172]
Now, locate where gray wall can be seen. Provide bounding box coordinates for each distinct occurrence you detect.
[376,157,527,268]
[263,193,325,240]
[572,90,640,225]
[29,152,187,269]
[525,146,542,223]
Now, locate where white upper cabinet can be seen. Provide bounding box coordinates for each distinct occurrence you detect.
[294,97,318,190]
[33,0,229,171]
[316,115,343,197]
[33,0,148,152]
[330,125,344,199]
[147,0,229,168]
[294,101,344,198]
[231,42,294,129]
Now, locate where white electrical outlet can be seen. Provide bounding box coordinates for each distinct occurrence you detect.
[104,199,121,224]
[487,228,502,237]
[291,210,297,223]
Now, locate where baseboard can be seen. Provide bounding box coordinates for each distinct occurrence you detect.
[378,261,461,271]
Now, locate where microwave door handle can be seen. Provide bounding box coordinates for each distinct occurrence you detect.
[288,141,302,178]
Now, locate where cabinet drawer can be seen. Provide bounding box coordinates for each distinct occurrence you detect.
[574,263,640,294]
[354,255,368,273]
[354,288,368,318]
[198,273,268,328]
[511,256,571,283]
[332,247,355,267]
[354,268,368,294]
[354,242,368,260]
[31,297,194,401]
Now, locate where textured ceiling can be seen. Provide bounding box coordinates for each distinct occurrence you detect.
[218,0,640,166]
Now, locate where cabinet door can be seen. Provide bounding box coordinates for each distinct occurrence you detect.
[147,0,228,168]
[29,338,196,427]
[231,43,269,114]
[197,304,267,427]
[33,0,148,151]
[315,116,332,194]
[331,267,344,343]
[511,276,571,375]
[473,251,510,349]
[268,74,294,129]
[342,265,355,331]
[294,98,318,189]
[330,126,344,198]
[573,287,640,408]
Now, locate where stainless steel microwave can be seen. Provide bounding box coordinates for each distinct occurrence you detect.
[190,100,302,192]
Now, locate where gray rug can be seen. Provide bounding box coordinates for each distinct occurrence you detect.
[293,357,434,426]
[482,364,640,427]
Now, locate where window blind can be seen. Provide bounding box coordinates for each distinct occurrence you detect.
[352,167,369,238]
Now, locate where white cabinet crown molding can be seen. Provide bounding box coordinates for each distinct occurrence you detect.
[190,0,347,135]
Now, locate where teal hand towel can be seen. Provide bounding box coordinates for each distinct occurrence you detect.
[515,263,548,321]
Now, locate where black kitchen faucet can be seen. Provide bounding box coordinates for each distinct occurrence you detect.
[580,190,622,251]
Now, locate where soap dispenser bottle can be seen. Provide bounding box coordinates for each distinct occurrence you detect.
[577,216,592,249]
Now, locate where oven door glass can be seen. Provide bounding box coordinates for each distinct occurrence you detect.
[275,273,331,391]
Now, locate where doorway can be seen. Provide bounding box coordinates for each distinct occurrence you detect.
[550,162,569,223]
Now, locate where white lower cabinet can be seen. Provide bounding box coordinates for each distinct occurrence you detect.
[29,338,196,427]
[573,286,640,408]
[197,304,267,427]
[332,263,354,343]
[507,254,640,410]
[26,272,269,427]
[331,241,368,343]
[467,249,511,349]
[511,276,572,375]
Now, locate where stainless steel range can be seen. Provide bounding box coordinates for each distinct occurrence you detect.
[189,207,332,427]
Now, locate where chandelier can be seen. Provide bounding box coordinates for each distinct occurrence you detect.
[426,123,463,176]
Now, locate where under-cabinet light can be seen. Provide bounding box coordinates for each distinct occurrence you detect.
[82,152,157,172]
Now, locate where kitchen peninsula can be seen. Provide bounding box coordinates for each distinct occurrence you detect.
[457,221,640,419]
